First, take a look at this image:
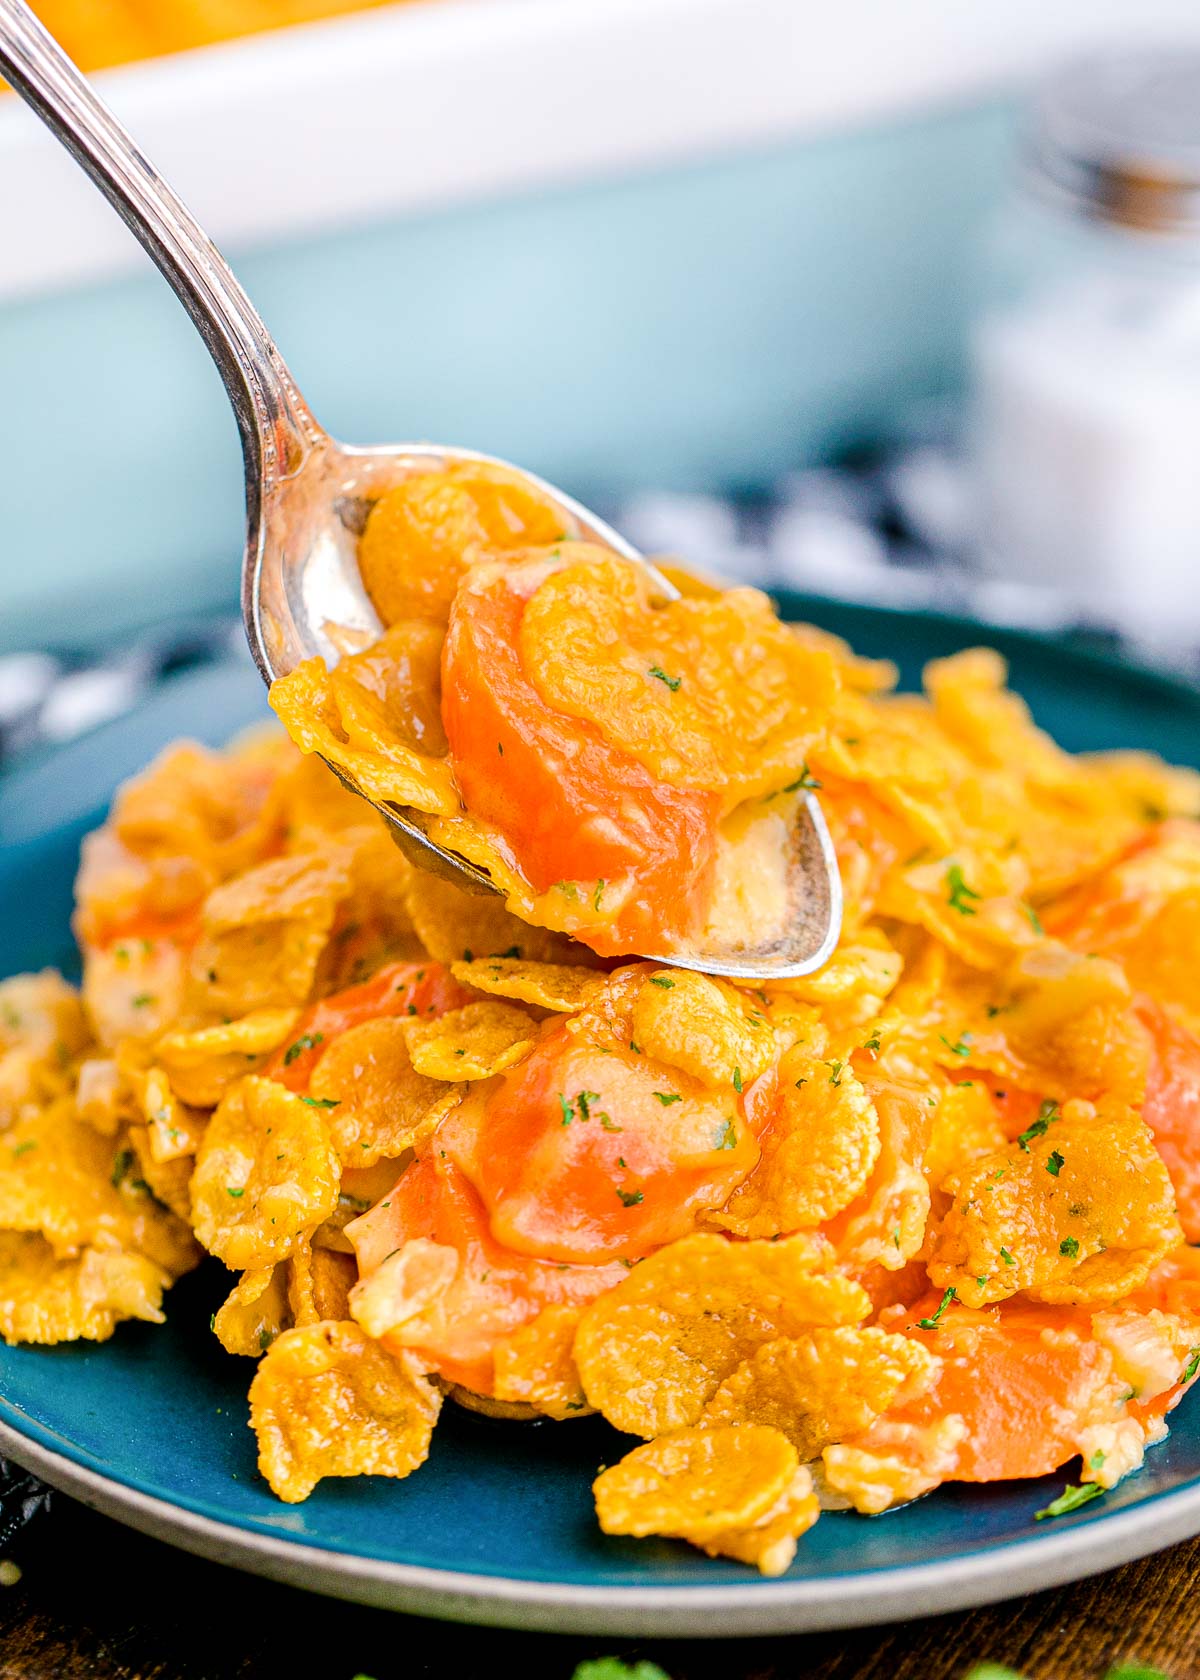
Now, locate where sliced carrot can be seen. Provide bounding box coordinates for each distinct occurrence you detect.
[346,1151,624,1392]
[882,1298,1114,1483]
[439,1019,765,1264]
[263,959,470,1091]
[1138,1001,1200,1243]
[441,560,720,956]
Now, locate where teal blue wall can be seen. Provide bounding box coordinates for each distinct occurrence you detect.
[0,97,1014,653]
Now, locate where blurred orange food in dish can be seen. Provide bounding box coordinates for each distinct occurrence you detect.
[25,1,425,75]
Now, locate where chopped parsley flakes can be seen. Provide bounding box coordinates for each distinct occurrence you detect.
[283,1032,323,1066]
[917,1287,956,1330]
[1017,1101,1060,1151]
[648,664,682,691]
[939,1032,973,1059]
[945,863,981,917]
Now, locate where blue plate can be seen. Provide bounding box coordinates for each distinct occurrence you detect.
[3,598,1200,1637]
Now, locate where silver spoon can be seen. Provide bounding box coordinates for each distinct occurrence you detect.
[0,1,841,979]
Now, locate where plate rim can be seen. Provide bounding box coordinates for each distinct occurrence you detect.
[3,1410,1200,1636]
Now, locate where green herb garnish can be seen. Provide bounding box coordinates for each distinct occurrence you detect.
[284,1032,323,1066]
[917,1287,956,1330]
[1034,1482,1102,1520]
[946,863,981,917]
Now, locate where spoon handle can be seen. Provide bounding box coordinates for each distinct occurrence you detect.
[0,0,313,480]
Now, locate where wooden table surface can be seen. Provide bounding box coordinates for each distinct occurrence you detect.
[0,1494,1196,1680]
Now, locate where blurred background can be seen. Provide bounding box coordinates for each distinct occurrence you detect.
[3,0,1200,756]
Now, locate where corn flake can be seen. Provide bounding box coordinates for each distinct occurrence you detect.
[213,1264,291,1357]
[521,556,838,806]
[630,970,776,1090]
[0,1097,198,1277]
[309,1018,449,1165]
[190,1076,340,1270]
[405,1001,539,1081]
[401,872,581,968]
[593,1424,818,1575]
[268,652,458,816]
[711,1048,880,1237]
[703,1327,937,1460]
[930,1104,1180,1307]
[574,1232,867,1437]
[493,1303,589,1420]
[188,849,354,1016]
[0,1231,169,1346]
[249,1319,442,1502]
[450,957,607,1013]
[156,1009,299,1108]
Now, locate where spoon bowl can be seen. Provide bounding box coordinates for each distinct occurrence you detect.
[0,0,842,978]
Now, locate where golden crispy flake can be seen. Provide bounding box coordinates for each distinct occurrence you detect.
[312,825,427,993]
[696,1464,820,1574]
[121,1061,206,1164]
[357,463,565,627]
[213,1264,291,1357]
[212,1244,355,1357]
[401,872,581,968]
[450,957,607,1013]
[287,1243,357,1328]
[767,930,903,1012]
[823,1415,969,1515]
[0,1097,198,1277]
[711,1048,880,1237]
[972,945,1149,1108]
[574,1232,867,1438]
[105,738,282,882]
[189,1077,340,1270]
[703,1327,937,1460]
[822,1077,932,1274]
[127,1125,194,1223]
[156,1009,299,1108]
[447,1388,542,1421]
[930,1103,1181,1307]
[188,849,354,1017]
[0,1231,169,1346]
[521,555,838,806]
[82,937,186,1049]
[404,1001,539,1082]
[309,1018,449,1166]
[924,1079,1007,1194]
[492,1304,589,1419]
[876,847,1035,971]
[0,972,90,1127]
[249,1320,443,1503]
[268,651,459,816]
[593,1424,819,1574]
[630,970,776,1091]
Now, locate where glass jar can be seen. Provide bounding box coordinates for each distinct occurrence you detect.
[969,49,1200,645]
